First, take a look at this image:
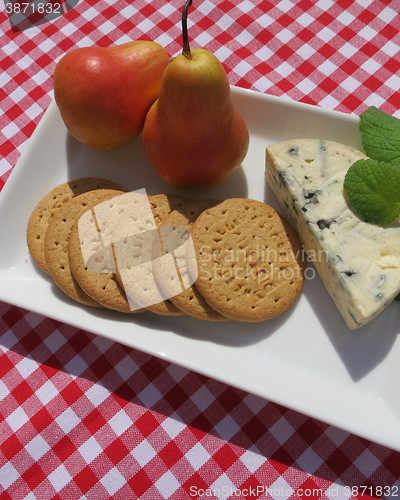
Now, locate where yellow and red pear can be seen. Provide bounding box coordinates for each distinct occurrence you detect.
[142,1,249,188]
[54,41,169,150]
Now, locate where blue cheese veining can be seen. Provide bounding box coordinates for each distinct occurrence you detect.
[265,139,400,329]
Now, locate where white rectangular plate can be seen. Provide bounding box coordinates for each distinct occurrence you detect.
[1,87,399,451]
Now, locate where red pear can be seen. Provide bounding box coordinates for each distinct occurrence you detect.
[142,1,249,188]
[54,41,169,150]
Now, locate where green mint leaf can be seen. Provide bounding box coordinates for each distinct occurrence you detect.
[343,159,400,225]
[359,107,400,165]
[395,294,400,302]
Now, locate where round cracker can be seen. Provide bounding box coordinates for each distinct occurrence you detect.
[114,194,189,316]
[68,195,144,313]
[44,189,124,307]
[27,177,122,273]
[191,198,305,322]
[153,199,228,321]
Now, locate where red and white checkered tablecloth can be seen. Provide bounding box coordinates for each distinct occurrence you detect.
[1,1,400,499]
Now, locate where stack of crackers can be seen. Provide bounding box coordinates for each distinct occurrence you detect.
[27,177,305,323]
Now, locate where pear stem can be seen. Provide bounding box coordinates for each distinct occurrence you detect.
[182,0,193,60]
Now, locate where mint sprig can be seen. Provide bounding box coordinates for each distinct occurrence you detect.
[360,107,400,165]
[344,159,400,224]
[343,107,400,225]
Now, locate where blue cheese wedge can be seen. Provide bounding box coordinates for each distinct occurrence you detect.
[265,139,400,329]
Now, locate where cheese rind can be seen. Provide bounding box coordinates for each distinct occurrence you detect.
[265,139,400,329]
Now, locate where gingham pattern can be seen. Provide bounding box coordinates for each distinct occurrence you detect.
[1,1,400,498]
